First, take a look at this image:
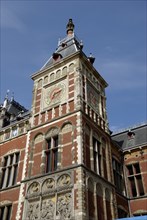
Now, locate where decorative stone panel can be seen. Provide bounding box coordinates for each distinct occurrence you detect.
[23,171,73,220]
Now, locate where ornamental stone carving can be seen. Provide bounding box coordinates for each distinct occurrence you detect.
[27,202,40,220]
[57,174,71,187]
[56,193,72,219]
[25,172,73,219]
[42,178,55,193]
[28,182,40,195]
[46,127,59,139]
[41,198,55,220]
[61,123,72,133]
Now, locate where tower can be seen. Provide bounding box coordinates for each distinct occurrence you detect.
[21,19,116,220]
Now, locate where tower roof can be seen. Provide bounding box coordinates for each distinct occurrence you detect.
[40,19,83,70]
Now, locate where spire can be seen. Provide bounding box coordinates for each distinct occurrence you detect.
[66,18,75,35]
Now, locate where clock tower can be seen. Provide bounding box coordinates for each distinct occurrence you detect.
[22,19,117,220]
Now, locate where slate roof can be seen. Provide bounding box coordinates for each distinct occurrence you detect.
[111,123,147,150]
[40,33,83,70]
[6,99,28,116]
[0,98,29,128]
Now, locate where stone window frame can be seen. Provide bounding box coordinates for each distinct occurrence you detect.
[112,157,123,193]
[126,162,144,197]
[45,135,59,173]
[93,136,101,175]
[45,127,60,173]
[0,151,20,189]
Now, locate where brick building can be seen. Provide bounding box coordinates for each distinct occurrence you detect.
[0,19,146,220]
[112,124,147,217]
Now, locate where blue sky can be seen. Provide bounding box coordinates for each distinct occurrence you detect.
[0,0,146,132]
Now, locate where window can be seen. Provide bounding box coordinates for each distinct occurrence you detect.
[46,136,58,172]
[127,163,144,197]
[93,137,101,175]
[11,127,18,137]
[112,158,123,192]
[118,208,128,218]
[1,152,19,188]
[0,204,12,220]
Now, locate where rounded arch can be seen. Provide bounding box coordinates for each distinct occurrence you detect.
[85,123,90,135]
[27,181,40,195]
[93,130,100,140]
[105,188,111,201]
[61,121,73,133]
[87,177,94,192]
[56,69,61,78]
[44,75,48,84]
[96,182,103,196]
[50,72,55,81]
[69,63,74,72]
[38,79,43,88]
[42,178,55,192]
[45,126,59,139]
[62,66,67,75]
[34,133,44,144]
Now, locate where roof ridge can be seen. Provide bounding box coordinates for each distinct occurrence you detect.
[112,121,147,135]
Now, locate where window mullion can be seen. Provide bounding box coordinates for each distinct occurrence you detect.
[133,164,139,197]
[2,167,9,188]
[3,206,8,220]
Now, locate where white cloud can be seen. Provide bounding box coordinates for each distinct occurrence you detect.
[0,5,25,32]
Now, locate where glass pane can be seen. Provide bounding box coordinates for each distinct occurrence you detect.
[13,165,18,185]
[4,156,8,167]
[53,149,58,170]
[6,167,12,187]
[15,153,20,163]
[0,206,5,219]
[46,152,51,172]
[47,139,51,149]
[7,205,12,220]
[136,175,144,196]
[134,163,140,174]
[10,154,13,165]
[54,136,58,147]
[127,165,133,175]
[1,168,6,188]
[129,176,137,197]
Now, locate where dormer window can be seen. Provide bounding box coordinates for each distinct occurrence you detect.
[127,131,135,147]
[52,53,62,62]
[61,42,67,48]
[127,131,135,139]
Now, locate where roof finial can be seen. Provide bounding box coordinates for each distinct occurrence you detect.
[3,89,10,108]
[66,18,75,35]
[11,92,14,102]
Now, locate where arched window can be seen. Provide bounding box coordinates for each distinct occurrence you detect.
[93,136,101,175]
[88,178,95,219]
[96,183,104,220]
[45,128,59,173]
[102,138,107,179]
[105,189,112,220]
